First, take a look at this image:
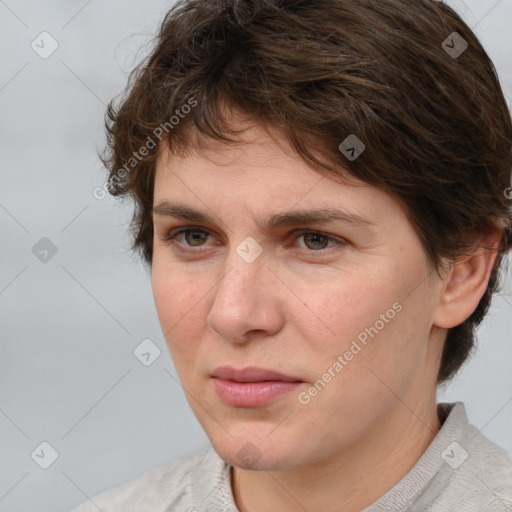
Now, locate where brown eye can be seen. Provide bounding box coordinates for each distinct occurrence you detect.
[295,231,343,253]
[302,232,330,250]
[160,226,345,257]
[183,229,209,246]
[159,227,212,248]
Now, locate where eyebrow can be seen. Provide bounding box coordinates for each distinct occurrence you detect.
[152,201,376,232]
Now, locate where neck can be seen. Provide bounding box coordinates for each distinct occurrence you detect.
[231,393,441,512]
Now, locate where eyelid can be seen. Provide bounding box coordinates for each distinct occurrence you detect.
[159,226,347,253]
[158,224,220,245]
[289,228,345,249]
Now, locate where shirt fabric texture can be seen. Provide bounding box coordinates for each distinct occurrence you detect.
[70,402,512,511]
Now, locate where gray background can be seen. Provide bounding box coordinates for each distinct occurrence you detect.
[0,1,511,511]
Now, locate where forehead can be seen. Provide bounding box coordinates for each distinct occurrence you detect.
[153,122,406,230]
[156,120,357,187]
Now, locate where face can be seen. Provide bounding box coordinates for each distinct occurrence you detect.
[151,121,445,472]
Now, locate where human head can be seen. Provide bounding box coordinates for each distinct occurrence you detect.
[102,0,511,383]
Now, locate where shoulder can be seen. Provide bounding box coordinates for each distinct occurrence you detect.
[69,447,212,512]
[453,417,512,510]
[367,402,512,512]
[434,402,512,511]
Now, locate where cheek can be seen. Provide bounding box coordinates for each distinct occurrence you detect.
[290,280,421,433]
[295,264,426,382]
[296,271,398,348]
[152,252,206,325]
[151,263,207,366]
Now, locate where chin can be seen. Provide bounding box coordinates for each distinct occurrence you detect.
[209,432,300,471]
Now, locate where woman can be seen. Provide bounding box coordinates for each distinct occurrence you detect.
[71,0,512,510]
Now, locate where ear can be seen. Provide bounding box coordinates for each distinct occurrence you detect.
[433,228,503,329]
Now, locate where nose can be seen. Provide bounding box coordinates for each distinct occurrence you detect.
[206,245,284,344]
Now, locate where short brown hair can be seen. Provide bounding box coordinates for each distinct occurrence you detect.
[101,0,512,383]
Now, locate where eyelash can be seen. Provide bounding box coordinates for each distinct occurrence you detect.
[158,226,346,256]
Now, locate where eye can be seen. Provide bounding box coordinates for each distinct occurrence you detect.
[158,226,346,255]
[295,230,341,252]
[159,227,212,248]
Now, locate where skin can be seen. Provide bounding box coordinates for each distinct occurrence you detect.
[151,116,500,512]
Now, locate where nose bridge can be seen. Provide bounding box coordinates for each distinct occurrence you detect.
[214,243,266,312]
[218,234,267,298]
[206,240,279,341]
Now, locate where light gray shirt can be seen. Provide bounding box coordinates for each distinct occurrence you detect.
[70,402,512,511]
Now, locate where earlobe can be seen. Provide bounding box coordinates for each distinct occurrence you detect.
[433,229,502,329]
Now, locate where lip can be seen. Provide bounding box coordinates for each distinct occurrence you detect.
[211,365,302,383]
[211,366,304,407]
